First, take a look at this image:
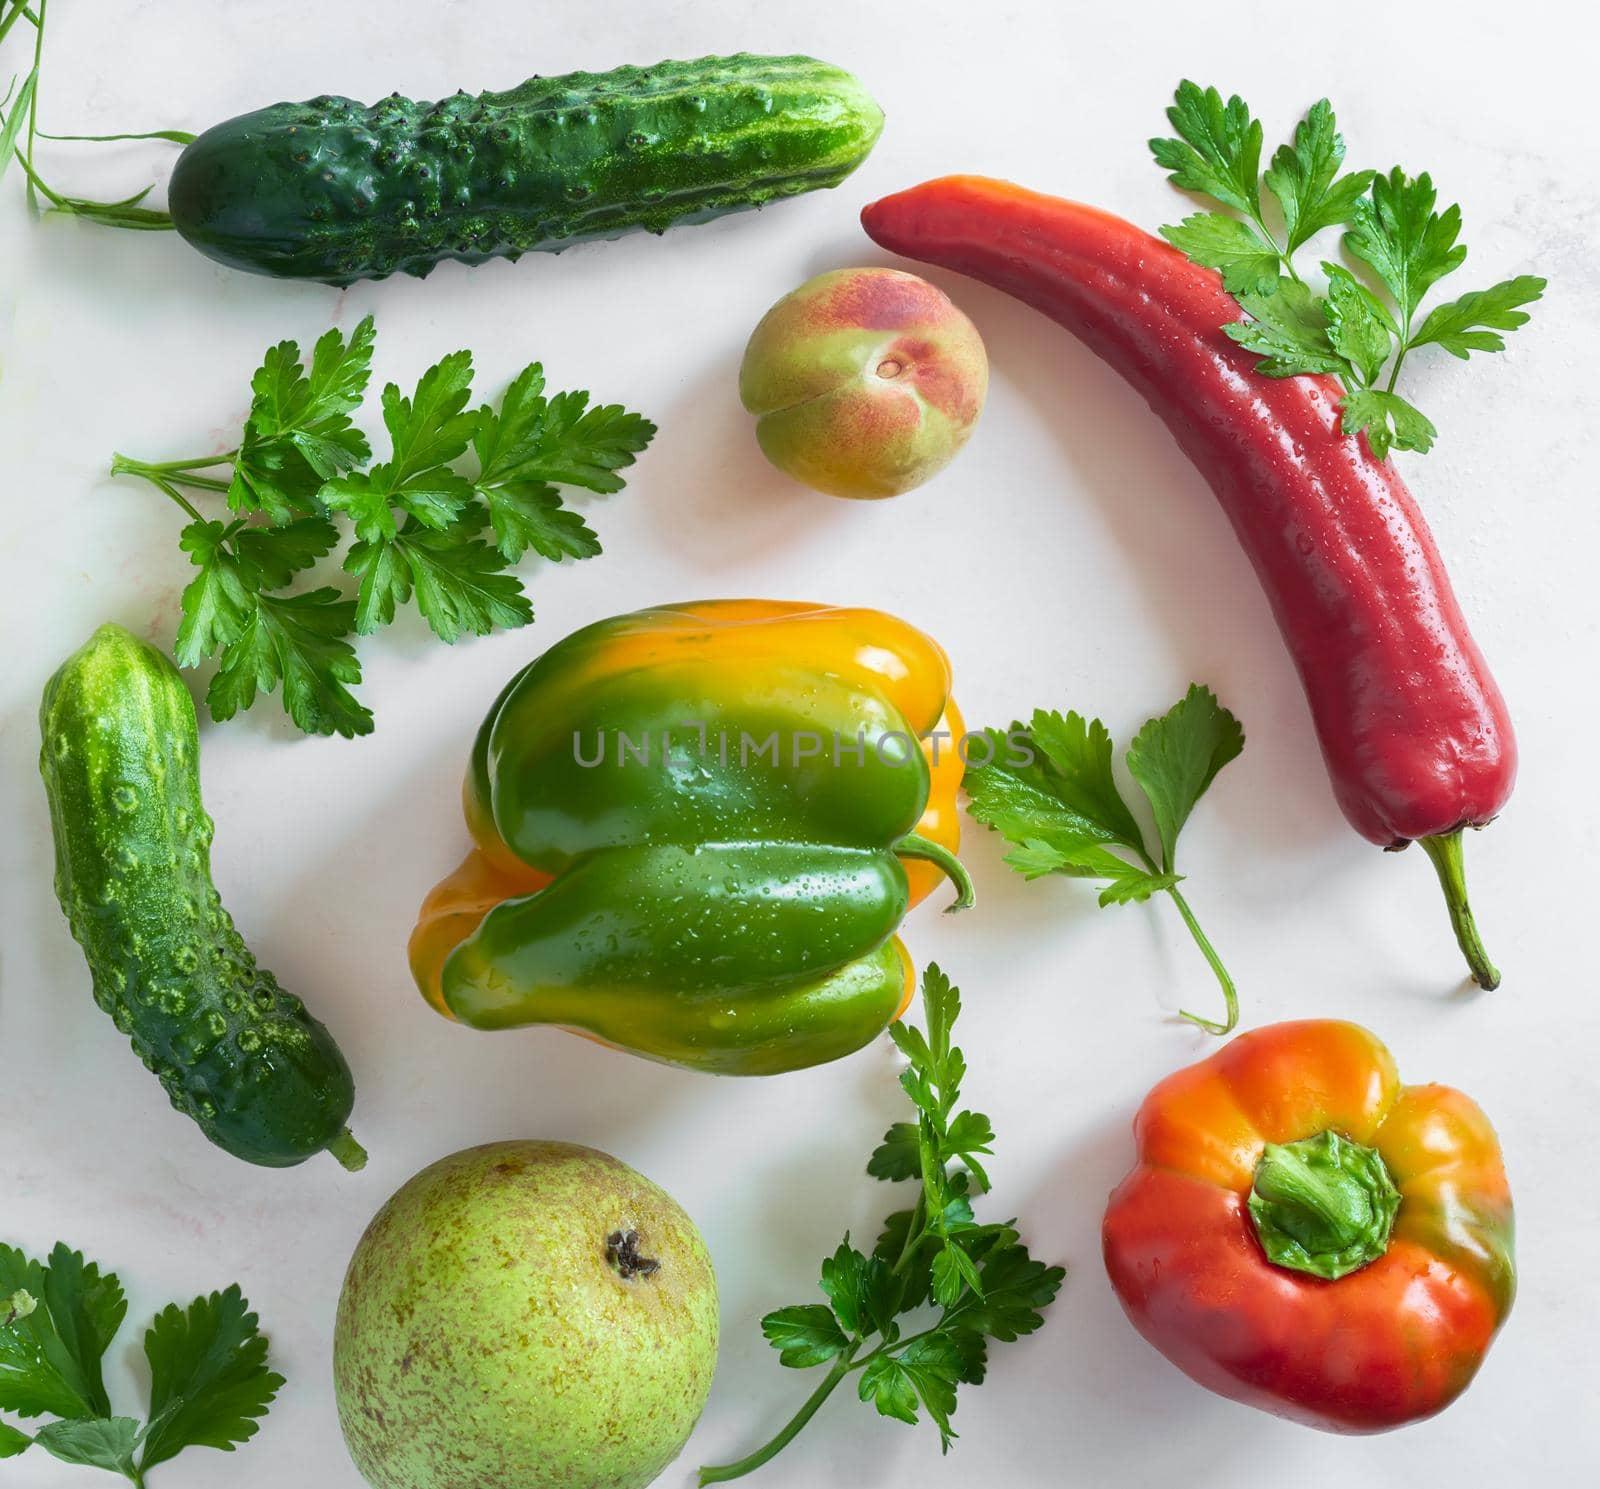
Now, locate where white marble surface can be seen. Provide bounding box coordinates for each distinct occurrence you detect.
[3,1,1596,1484]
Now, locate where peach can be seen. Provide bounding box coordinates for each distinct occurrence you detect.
[739,267,988,499]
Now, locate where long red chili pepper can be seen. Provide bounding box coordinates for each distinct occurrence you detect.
[862,176,1514,988]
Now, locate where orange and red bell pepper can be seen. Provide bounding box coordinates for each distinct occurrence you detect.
[1102,1019,1514,1432]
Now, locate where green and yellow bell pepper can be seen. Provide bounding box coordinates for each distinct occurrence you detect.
[410,601,970,1074]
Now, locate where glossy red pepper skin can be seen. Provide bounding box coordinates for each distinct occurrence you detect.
[862,177,1514,982]
[1101,1021,1514,1432]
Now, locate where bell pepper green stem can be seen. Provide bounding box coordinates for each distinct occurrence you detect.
[697,1347,859,1485]
[1248,1129,1401,1280]
[892,833,975,912]
[1419,829,1500,990]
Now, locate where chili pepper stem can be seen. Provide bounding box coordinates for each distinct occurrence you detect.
[697,1348,858,1485]
[1419,830,1501,991]
[326,1128,369,1172]
[893,832,975,912]
[1165,885,1239,1036]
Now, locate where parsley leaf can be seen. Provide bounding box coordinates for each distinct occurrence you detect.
[859,1333,966,1448]
[471,361,550,477]
[232,517,341,589]
[491,387,656,493]
[1339,388,1438,460]
[0,1244,123,1421]
[33,1417,141,1476]
[1160,213,1281,296]
[113,320,654,736]
[39,1246,125,1422]
[761,1307,850,1368]
[1322,265,1396,386]
[945,1233,1067,1342]
[1224,279,1349,379]
[323,356,526,640]
[470,363,649,560]
[857,1351,923,1429]
[700,966,1063,1484]
[964,711,1175,906]
[174,516,339,667]
[1154,87,1545,456]
[208,589,372,739]
[818,1242,897,1343]
[401,522,534,641]
[174,521,257,666]
[0,1244,282,1483]
[343,518,533,642]
[1126,684,1245,871]
[867,1122,921,1182]
[379,351,479,483]
[1411,274,1547,359]
[966,687,1244,1033]
[138,1286,283,1470]
[1262,99,1373,253]
[321,352,478,535]
[480,481,601,565]
[229,318,376,522]
[1149,80,1264,216]
[929,1243,984,1309]
[1344,169,1465,323]
[871,1210,934,1311]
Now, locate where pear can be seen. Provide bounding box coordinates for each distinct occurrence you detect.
[334,1140,718,1489]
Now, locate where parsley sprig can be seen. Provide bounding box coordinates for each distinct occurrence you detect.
[699,966,1063,1484]
[965,685,1244,1033]
[0,1242,281,1486]
[1152,81,1545,459]
[110,315,654,737]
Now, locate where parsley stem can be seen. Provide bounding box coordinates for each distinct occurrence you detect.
[171,473,230,493]
[115,451,238,474]
[1384,300,1416,396]
[868,1321,944,1358]
[1244,208,1298,285]
[1384,339,1409,394]
[144,473,206,523]
[697,1347,859,1485]
[888,1197,928,1275]
[1164,884,1238,1035]
[110,453,235,512]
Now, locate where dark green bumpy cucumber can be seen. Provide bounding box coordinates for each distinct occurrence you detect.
[39,625,365,1170]
[168,53,884,285]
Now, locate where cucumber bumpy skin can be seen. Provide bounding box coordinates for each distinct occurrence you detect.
[39,625,365,1170]
[168,53,885,285]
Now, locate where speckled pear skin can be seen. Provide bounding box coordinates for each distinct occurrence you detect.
[333,1141,718,1489]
